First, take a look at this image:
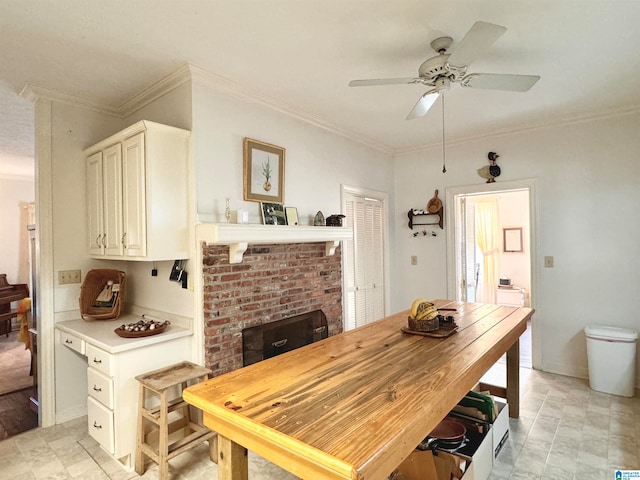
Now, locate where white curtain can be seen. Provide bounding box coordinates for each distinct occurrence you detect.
[475,201,499,304]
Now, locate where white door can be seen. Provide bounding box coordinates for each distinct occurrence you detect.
[343,193,385,330]
[122,133,147,257]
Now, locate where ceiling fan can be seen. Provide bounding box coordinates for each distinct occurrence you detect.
[349,21,540,120]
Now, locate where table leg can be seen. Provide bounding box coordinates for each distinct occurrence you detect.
[218,435,248,480]
[506,340,520,418]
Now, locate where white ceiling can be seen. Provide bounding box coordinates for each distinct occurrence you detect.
[2,0,640,174]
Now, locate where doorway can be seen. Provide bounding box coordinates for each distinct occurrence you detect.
[445,179,538,370]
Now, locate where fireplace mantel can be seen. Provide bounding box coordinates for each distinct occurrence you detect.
[196,223,353,263]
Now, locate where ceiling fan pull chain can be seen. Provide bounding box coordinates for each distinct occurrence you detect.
[442,95,447,173]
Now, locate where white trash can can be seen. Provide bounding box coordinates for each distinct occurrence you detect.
[585,325,638,397]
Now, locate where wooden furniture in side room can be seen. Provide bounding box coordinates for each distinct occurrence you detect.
[0,274,29,337]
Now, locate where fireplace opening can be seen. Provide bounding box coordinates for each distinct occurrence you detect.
[242,310,328,367]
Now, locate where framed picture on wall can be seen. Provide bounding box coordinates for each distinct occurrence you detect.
[243,138,285,203]
[260,202,286,225]
[503,227,523,253]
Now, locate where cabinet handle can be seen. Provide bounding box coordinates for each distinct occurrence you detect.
[93,385,102,392]
[65,339,73,344]
[101,233,106,247]
[93,421,102,429]
[272,339,287,348]
[122,232,127,247]
[93,358,102,364]
[95,235,101,247]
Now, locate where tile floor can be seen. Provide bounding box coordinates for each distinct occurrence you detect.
[0,367,638,479]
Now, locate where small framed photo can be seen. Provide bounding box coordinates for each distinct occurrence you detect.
[261,202,286,225]
[285,207,299,226]
[244,138,285,203]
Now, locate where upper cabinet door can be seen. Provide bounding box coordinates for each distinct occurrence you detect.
[102,144,124,257]
[121,133,147,258]
[86,152,104,256]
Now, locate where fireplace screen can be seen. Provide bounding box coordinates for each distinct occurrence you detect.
[242,310,328,366]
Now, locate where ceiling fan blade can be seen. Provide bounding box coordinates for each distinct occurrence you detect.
[447,21,507,67]
[349,77,418,87]
[406,91,439,120]
[464,73,540,92]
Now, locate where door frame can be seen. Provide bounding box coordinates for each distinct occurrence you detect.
[445,178,540,369]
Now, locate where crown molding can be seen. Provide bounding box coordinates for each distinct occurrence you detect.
[395,103,640,156]
[20,84,122,117]
[22,63,639,159]
[187,64,394,155]
[118,65,192,117]
[19,64,394,155]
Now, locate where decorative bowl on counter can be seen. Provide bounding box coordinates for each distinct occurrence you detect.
[114,318,170,338]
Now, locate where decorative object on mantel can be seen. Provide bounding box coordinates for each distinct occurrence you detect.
[224,198,231,223]
[478,151,501,183]
[314,211,325,226]
[326,214,346,227]
[243,138,285,203]
[260,202,286,225]
[285,207,299,226]
[408,207,443,230]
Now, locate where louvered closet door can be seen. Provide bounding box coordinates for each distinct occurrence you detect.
[344,194,385,331]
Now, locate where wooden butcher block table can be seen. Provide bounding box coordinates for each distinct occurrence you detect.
[184,300,534,480]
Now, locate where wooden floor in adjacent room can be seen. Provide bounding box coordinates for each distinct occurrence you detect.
[0,330,37,441]
[0,388,37,441]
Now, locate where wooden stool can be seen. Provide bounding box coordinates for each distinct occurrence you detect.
[135,361,217,479]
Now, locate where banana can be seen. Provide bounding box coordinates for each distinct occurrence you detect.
[416,306,438,321]
[410,298,435,319]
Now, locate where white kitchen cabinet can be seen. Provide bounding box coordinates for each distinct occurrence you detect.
[57,316,193,471]
[84,120,190,261]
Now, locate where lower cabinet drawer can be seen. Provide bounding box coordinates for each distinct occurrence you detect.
[86,343,115,377]
[58,330,86,355]
[88,396,115,454]
[87,367,114,410]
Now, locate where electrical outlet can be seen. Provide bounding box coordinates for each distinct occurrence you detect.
[58,269,82,285]
[411,255,418,266]
[544,256,554,268]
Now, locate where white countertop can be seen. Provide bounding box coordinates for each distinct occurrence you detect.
[56,313,193,354]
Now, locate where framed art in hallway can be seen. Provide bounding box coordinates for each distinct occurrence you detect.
[503,227,523,253]
[244,138,285,203]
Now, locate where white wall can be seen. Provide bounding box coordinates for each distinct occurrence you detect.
[0,176,34,284]
[191,81,395,225]
[393,111,640,381]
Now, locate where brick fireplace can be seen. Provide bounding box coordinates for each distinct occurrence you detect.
[201,241,343,377]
